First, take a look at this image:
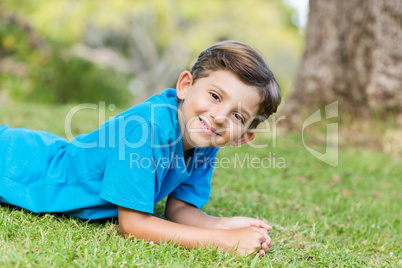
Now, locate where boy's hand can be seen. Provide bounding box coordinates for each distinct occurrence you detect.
[218,216,272,232]
[225,227,272,256]
[218,217,272,255]
[164,198,272,255]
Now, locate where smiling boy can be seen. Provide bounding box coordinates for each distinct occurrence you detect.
[177,70,260,149]
[0,41,281,256]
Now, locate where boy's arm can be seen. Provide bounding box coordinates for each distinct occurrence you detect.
[165,196,272,231]
[165,196,272,253]
[118,206,269,255]
[165,196,223,228]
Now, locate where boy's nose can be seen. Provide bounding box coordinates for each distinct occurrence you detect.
[211,114,226,125]
[210,108,231,126]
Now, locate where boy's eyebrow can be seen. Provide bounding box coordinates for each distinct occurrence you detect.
[211,84,229,97]
[211,84,252,119]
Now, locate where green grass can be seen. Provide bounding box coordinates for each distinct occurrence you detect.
[0,100,401,267]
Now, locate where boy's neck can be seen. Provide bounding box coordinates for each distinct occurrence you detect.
[183,148,194,160]
[183,148,195,171]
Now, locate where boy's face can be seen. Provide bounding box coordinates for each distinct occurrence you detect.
[176,70,261,151]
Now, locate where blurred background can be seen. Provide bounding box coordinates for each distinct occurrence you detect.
[1,0,400,156]
[0,0,306,107]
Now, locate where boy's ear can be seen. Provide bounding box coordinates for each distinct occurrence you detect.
[176,71,193,100]
[231,130,255,147]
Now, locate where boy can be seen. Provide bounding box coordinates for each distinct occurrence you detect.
[0,41,281,255]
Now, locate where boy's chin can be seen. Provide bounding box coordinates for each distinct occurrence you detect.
[190,139,229,148]
[188,134,234,148]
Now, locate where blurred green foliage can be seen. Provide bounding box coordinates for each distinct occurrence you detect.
[0,0,303,106]
[26,52,130,105]
[0,14,130,105]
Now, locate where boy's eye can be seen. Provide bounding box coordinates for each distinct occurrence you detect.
[210,92,220,101]
[234,113,245,124]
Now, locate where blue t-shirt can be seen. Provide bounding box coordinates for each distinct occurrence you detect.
[0,89,219,219]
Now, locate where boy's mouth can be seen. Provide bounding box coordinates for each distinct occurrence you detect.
[199,117,220,136]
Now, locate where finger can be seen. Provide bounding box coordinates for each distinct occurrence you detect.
[266,239,272,248]
[254,227,270,242]
[265,235,272,247]
[250,219,272,231]
[259,221,272,231]
[251,227,269,243]
[261,242,269,253]
[261,228,270,241]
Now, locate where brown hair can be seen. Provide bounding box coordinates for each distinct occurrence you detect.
[190,41,281,129]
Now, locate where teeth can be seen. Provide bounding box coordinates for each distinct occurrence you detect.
[200,117,219,135]
[200,118,207,127]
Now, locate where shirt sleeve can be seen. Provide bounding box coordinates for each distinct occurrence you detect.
[100,123,169,214]
[169,147,219,209]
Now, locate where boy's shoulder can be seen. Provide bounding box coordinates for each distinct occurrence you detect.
[111,88,180,137]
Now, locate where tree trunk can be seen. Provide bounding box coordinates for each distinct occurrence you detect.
[283,0,402,125]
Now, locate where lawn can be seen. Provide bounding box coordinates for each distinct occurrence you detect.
[0,100,401,267]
